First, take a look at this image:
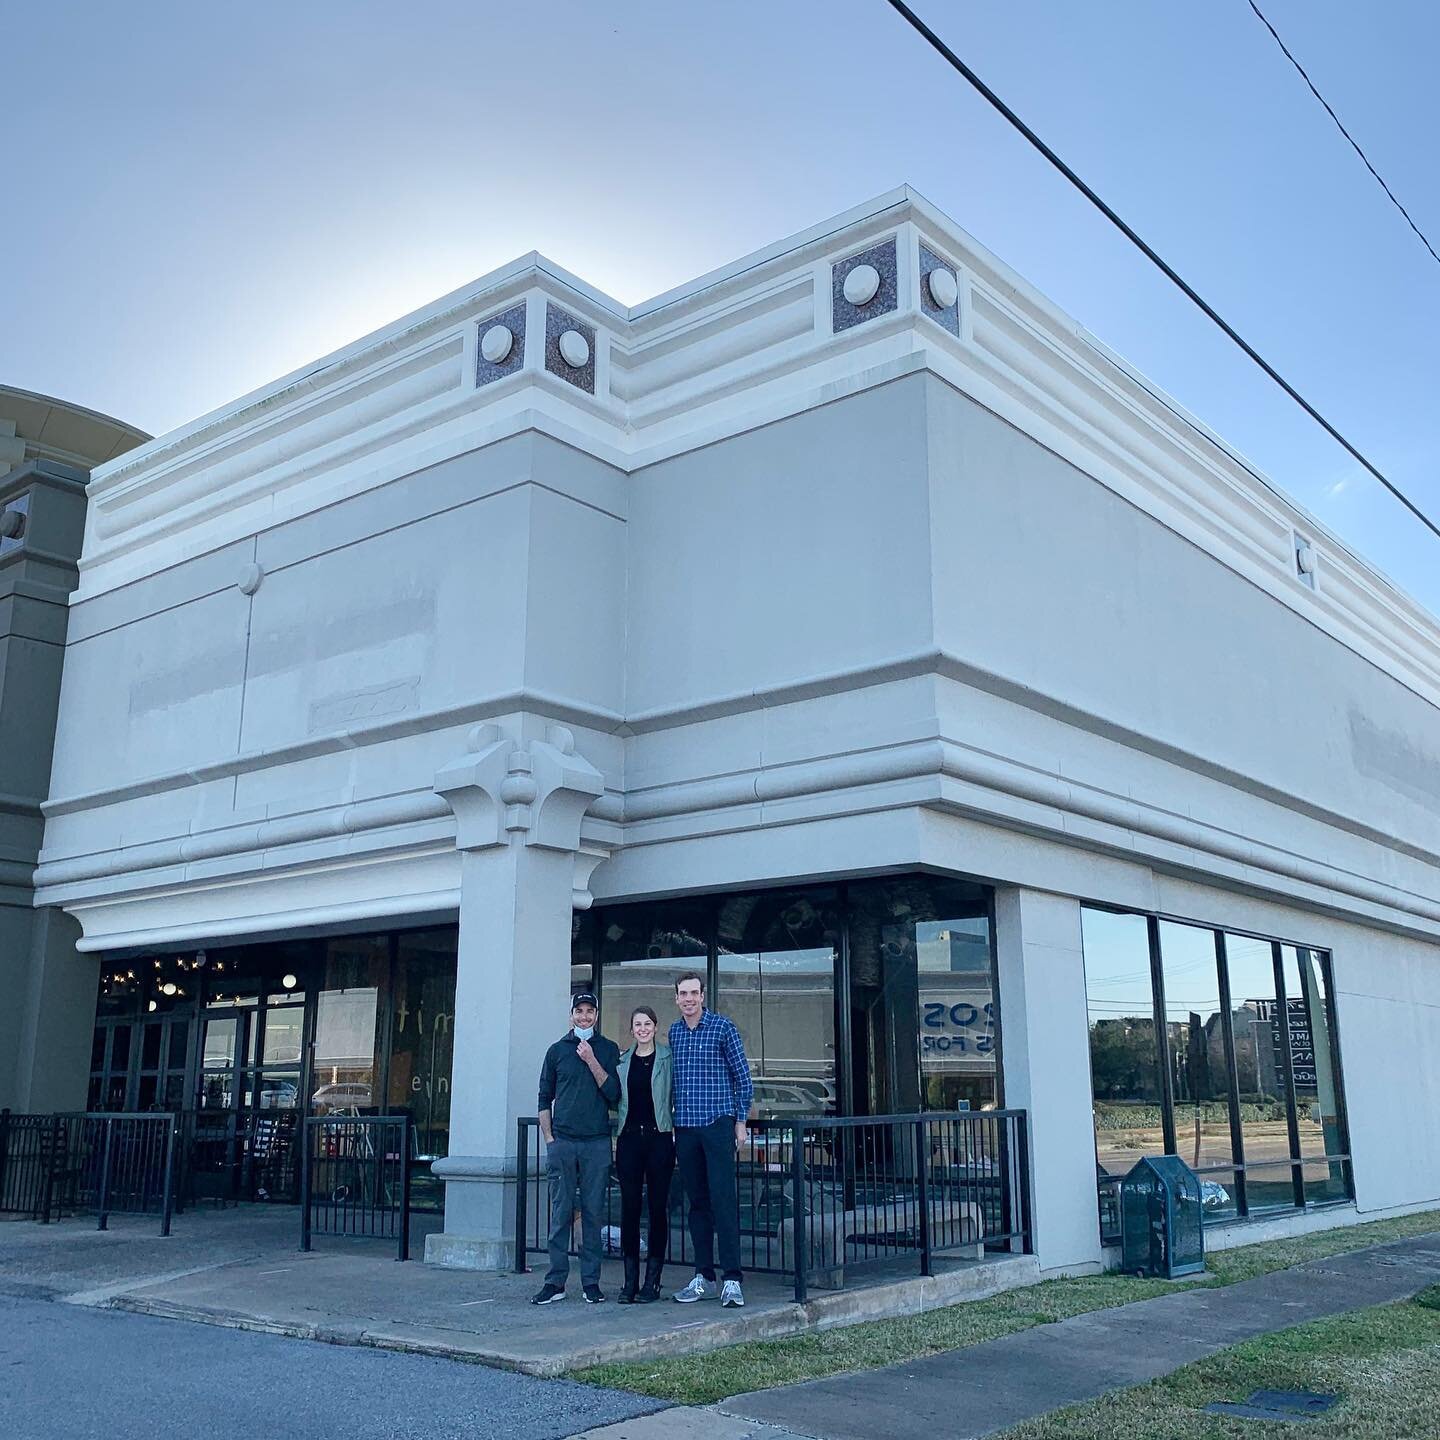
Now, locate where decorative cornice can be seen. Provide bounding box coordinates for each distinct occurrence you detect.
[68,189,1440,722]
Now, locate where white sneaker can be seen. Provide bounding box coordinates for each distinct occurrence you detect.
[673,1274,718,1303]
[721,1280,745,1308]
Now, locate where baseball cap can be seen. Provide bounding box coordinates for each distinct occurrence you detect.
[570,990,599,1009]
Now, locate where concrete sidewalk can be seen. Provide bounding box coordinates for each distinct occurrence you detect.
[0,1205,1033,1376]
[719,1233,1440,1439]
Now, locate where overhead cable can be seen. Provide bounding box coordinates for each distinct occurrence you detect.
[883,0,1440,544]
[1247,0,1440,269]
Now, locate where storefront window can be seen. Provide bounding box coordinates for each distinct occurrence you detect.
[1224,933,1295,1211]
[389,930,456,1160]
[1159,921,1238,1221]
[314,936,386,1116]
[1288,945,1348,1204]
[586,875,997,1122]
[595,900,709,1051]
[716,888,840,1116]
[1081,907,1351,1238]
[1083,908,1163,1201]
[915,903,996,1113]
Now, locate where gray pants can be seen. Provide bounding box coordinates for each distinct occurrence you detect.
[545,1135,612,1289]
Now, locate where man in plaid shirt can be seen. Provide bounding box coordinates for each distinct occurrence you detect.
[668,971,754,1307]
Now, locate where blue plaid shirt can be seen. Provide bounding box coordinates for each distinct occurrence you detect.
[668,1009,754,1127]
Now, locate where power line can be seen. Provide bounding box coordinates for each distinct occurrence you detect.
[882,0,1440,545]
[1246,0,1440,270]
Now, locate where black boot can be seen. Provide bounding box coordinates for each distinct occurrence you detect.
[637,1255,665,1303]
[617,1254,640,1305]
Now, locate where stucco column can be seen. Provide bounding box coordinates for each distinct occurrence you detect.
[424,719,605,1270]
[10,907,97,1112]
[994,887,1103,1273]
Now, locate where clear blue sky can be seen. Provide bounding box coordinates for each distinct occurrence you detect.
[4,1,1437,612]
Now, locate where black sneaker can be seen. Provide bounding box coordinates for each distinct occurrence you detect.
[583,1285,607,1304]
[531,1283,565,1305]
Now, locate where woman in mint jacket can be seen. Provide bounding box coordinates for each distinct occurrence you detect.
[613,1006,675,1303]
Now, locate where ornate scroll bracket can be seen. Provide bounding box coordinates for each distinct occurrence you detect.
[434,722,608,890]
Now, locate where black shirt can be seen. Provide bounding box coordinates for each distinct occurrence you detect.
[625,1050,658,1132]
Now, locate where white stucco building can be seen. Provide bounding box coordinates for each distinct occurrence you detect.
[31,188,1440,1275]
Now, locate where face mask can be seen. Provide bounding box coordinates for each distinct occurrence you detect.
[573,1025,595,1041]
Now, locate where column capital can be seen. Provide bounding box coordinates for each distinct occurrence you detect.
[434,720,605,855]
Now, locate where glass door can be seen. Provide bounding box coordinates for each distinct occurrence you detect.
[194,1004,252,1201]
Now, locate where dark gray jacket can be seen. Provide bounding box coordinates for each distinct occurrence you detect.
[537,1031,622,1140]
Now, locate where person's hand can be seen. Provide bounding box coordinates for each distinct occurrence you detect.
[735,1119,749,1149]
[576,1038,594,1065]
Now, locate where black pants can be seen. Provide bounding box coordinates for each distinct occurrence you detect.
[616,1126,675,1263]
[674,1117,742,1281]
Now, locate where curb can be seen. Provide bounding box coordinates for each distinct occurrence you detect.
[97,1253,1037,1376]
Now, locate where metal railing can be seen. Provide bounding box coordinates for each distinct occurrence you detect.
[515,1109,1031,1301]
[300,1114,411,1261]
[0,1110,178,1233]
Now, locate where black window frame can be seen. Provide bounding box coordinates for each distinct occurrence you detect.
[1081,904,1353,1242]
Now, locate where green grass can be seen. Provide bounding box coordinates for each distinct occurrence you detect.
[574,1208,1440,1406]
[1000,1286,1440,1439]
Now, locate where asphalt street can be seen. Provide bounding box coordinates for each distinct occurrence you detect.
[0,1294,661,1440]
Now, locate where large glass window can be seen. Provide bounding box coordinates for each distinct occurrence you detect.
[389,930,456,1161]
[594,899,708,1051]
[1159,921,1238,1222]
[1081,907,1351,1238]
[314,936,385,1116]
[1082,909,1163,1189]
[716,888,840,1116]
[1224,933,1295,1211]
[1287,945,1349,1204]
[584,875,996,1121]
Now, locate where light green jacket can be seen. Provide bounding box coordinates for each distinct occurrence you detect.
[613,1043,674,1134]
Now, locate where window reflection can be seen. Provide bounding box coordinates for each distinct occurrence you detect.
[1082,907,1352,1235]
[389,930,456,1160]
[716,888,839,1117]
[313,936,385,1116]
[1224,934,1295,1210]
[1082,909,1162,1186]
[1159,921,1237,1221]
[595,900,708,1052]
[1285,945,1348,1202]
[847,876,995,1117]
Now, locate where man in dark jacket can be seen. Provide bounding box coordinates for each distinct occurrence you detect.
[532,991,621,1306]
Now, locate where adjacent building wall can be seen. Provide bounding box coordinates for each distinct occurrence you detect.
[0,460,106,1109]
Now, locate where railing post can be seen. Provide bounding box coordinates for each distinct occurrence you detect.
[0,1108,10,1212]
[96,1120,114,1232]
[915,1116,933,1277]
[513,1118,529,1274]
[1007,1111,1032,1253]
[790,1124,808,1305]
[41,1117,62,1224]
[160,1115,177,1237]
[397,1116,411,1262]
[298,1117,312,1252]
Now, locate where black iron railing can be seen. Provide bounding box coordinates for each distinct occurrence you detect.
[300,1114,411,1261]
[515,1109,1031,1301]
[0,1110,178,1233]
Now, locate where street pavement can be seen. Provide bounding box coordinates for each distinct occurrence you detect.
[0,1294,661,1440]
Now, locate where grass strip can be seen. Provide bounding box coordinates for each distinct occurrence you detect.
[999,1284,1440,1438]
[575,1208,1440,1406]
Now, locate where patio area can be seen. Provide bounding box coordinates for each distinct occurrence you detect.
[0,1205,1038,1374]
